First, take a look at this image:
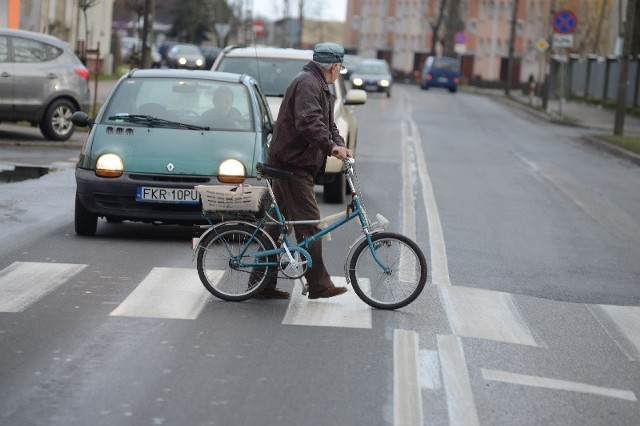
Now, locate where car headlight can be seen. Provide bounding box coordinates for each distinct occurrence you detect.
[178,57,186,65]
[95,153,124,178]
[196,59,204,67]
[352,78,363,86]
[218,159,246,184]
[379,79,390,87]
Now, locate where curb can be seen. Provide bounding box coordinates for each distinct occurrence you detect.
[581,135,640,167]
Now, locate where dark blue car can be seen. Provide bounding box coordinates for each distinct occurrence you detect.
[420,57,460,93]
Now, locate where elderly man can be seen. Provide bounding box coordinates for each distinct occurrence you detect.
[258,42,352,300]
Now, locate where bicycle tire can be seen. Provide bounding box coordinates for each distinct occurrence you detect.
[196,223,276,301]
[348,232,427,310]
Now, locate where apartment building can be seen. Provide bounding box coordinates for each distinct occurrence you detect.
[345,0,615,84]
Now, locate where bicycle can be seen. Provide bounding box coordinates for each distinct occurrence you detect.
[193,158,427,310]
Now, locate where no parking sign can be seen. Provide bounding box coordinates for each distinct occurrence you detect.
[552,9,577,34]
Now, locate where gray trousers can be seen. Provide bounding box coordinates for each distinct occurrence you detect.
[264,171,333,293]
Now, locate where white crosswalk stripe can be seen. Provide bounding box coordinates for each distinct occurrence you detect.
[0,261,86,312]
[110,267,211,320]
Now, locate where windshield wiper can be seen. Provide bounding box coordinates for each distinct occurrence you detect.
[108,114,210,131]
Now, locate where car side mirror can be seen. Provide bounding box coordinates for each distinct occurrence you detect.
[71,111,94,128]
[345,89,367,106]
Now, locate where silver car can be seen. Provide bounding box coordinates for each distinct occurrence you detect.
[0,28,90,140]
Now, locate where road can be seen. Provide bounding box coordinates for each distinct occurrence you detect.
[0,85,639,425]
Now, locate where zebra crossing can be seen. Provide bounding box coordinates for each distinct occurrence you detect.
[2,261,639,354]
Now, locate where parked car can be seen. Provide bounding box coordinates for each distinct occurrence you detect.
[211,46,367,203]
[71,69,274,235]
[157,40,178,65]
[120,36,161,68]
[349,58,393,97]
[165,44,206,69]
[421,56,460,93]
[0,28,90,140]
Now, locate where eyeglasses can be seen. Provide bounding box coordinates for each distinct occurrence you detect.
[335,63,345,71]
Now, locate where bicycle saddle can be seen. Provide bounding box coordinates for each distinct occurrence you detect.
[256,162,293,180]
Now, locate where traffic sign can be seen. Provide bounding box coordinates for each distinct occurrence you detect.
[552,9,577,34]
[253,20,265,37]
[553,34,574,48]
[535,37,549,52]
[454,31,466,44]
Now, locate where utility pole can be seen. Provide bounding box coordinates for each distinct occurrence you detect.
[505,0,519,96]
[140,0,156,69]
[614,0,637,136]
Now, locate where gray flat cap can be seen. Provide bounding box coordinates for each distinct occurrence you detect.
[313,42,345,64]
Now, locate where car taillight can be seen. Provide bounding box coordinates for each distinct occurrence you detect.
[453,77,460,84]
[75,68,90,81]
[426,74,432,80]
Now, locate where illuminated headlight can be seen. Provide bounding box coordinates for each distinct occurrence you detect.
[196,59,204,67]
[218,159,246,184]
[352,78,363,86]
[178,57,187,65]
[95,153,124,178]
[379,79,390,87]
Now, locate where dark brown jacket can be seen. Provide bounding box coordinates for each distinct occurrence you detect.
[268,61,345,181]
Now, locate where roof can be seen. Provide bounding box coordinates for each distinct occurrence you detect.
[126,68,250,84]
[0,28,69,48]
[220,46,313,60]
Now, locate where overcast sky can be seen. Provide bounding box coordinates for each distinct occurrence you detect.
[251,0,347,22]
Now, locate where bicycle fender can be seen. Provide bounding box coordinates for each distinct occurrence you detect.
[192,221,278,259]
[343,228,386,285]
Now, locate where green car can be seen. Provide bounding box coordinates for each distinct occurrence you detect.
[71,69,273,236]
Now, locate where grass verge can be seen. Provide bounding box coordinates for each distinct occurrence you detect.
[597,134,640,155]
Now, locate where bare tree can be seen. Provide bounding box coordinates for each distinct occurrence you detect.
[78,0,100,45]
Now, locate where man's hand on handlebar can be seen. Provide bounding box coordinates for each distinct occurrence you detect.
[331,146,353,160]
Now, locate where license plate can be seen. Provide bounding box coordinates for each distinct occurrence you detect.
[136,186,200,204]
[365,84,377,91]
[438,77,449,83]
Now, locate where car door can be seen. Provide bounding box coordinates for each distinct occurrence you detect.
[0,35,14,113]
[10,35,58,116]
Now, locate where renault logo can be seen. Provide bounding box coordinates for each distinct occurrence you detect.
[166,163,175,172]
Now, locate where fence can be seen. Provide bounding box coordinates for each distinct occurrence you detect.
[549,55,640,107]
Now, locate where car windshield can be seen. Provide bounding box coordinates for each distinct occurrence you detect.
[102,78,254,131]
[432,60,458,72]
[357,63,389,75]
[217,57,336,97]
[175,45,201,55]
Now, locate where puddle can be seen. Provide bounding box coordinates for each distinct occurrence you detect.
[0,164,50,183]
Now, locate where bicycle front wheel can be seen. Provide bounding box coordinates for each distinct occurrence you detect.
[196,223,276,301]
[348,232,427,310]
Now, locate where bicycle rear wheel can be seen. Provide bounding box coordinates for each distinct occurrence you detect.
[196,223,276,301]
[348,232,427,310]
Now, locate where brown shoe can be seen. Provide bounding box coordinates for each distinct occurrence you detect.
[255,288,290,299]
[308,285,348,299]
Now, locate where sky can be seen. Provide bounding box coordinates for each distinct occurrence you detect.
[251,0,347,22]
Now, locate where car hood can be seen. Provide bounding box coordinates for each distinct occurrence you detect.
[83,125,264,176]
[353,73,392,82]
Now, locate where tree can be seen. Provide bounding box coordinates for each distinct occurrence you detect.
[78,0,100,45]
[168,0,213,44]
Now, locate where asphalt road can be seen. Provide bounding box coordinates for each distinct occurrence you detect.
[0,85,639,425]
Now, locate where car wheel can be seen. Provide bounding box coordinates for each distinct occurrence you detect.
[75,193,98,236]
[40,99,76,141]
[323,173,345,204]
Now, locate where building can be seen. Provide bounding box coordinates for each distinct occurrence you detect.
[0,0,115,73]
[345,0,616,84]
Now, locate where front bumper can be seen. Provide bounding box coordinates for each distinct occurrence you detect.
[76,168,260,224]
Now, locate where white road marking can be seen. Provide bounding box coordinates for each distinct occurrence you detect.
[394,329,423,426]
[595,304,640,361]
[419,349,442,390]
[409,119,451,287]
[0,261,86,312]
[440,285,538,346]
[482,368,637,402]
[282,276,372,328]
[438,334,480,426]
[110,267,211,319]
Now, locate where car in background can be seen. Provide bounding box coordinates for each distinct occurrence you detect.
[0,28,90,140]
[165,44,205,69]
[157,40,178,65]
[120,36,161,68]
[349,58,393,97]
[212,46,367,204]
[71,69,274,235]
[343,54,363,79]
[200,46,222,69]
[421,56,460,93]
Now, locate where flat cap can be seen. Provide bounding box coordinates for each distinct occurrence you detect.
[312,42,345,64]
